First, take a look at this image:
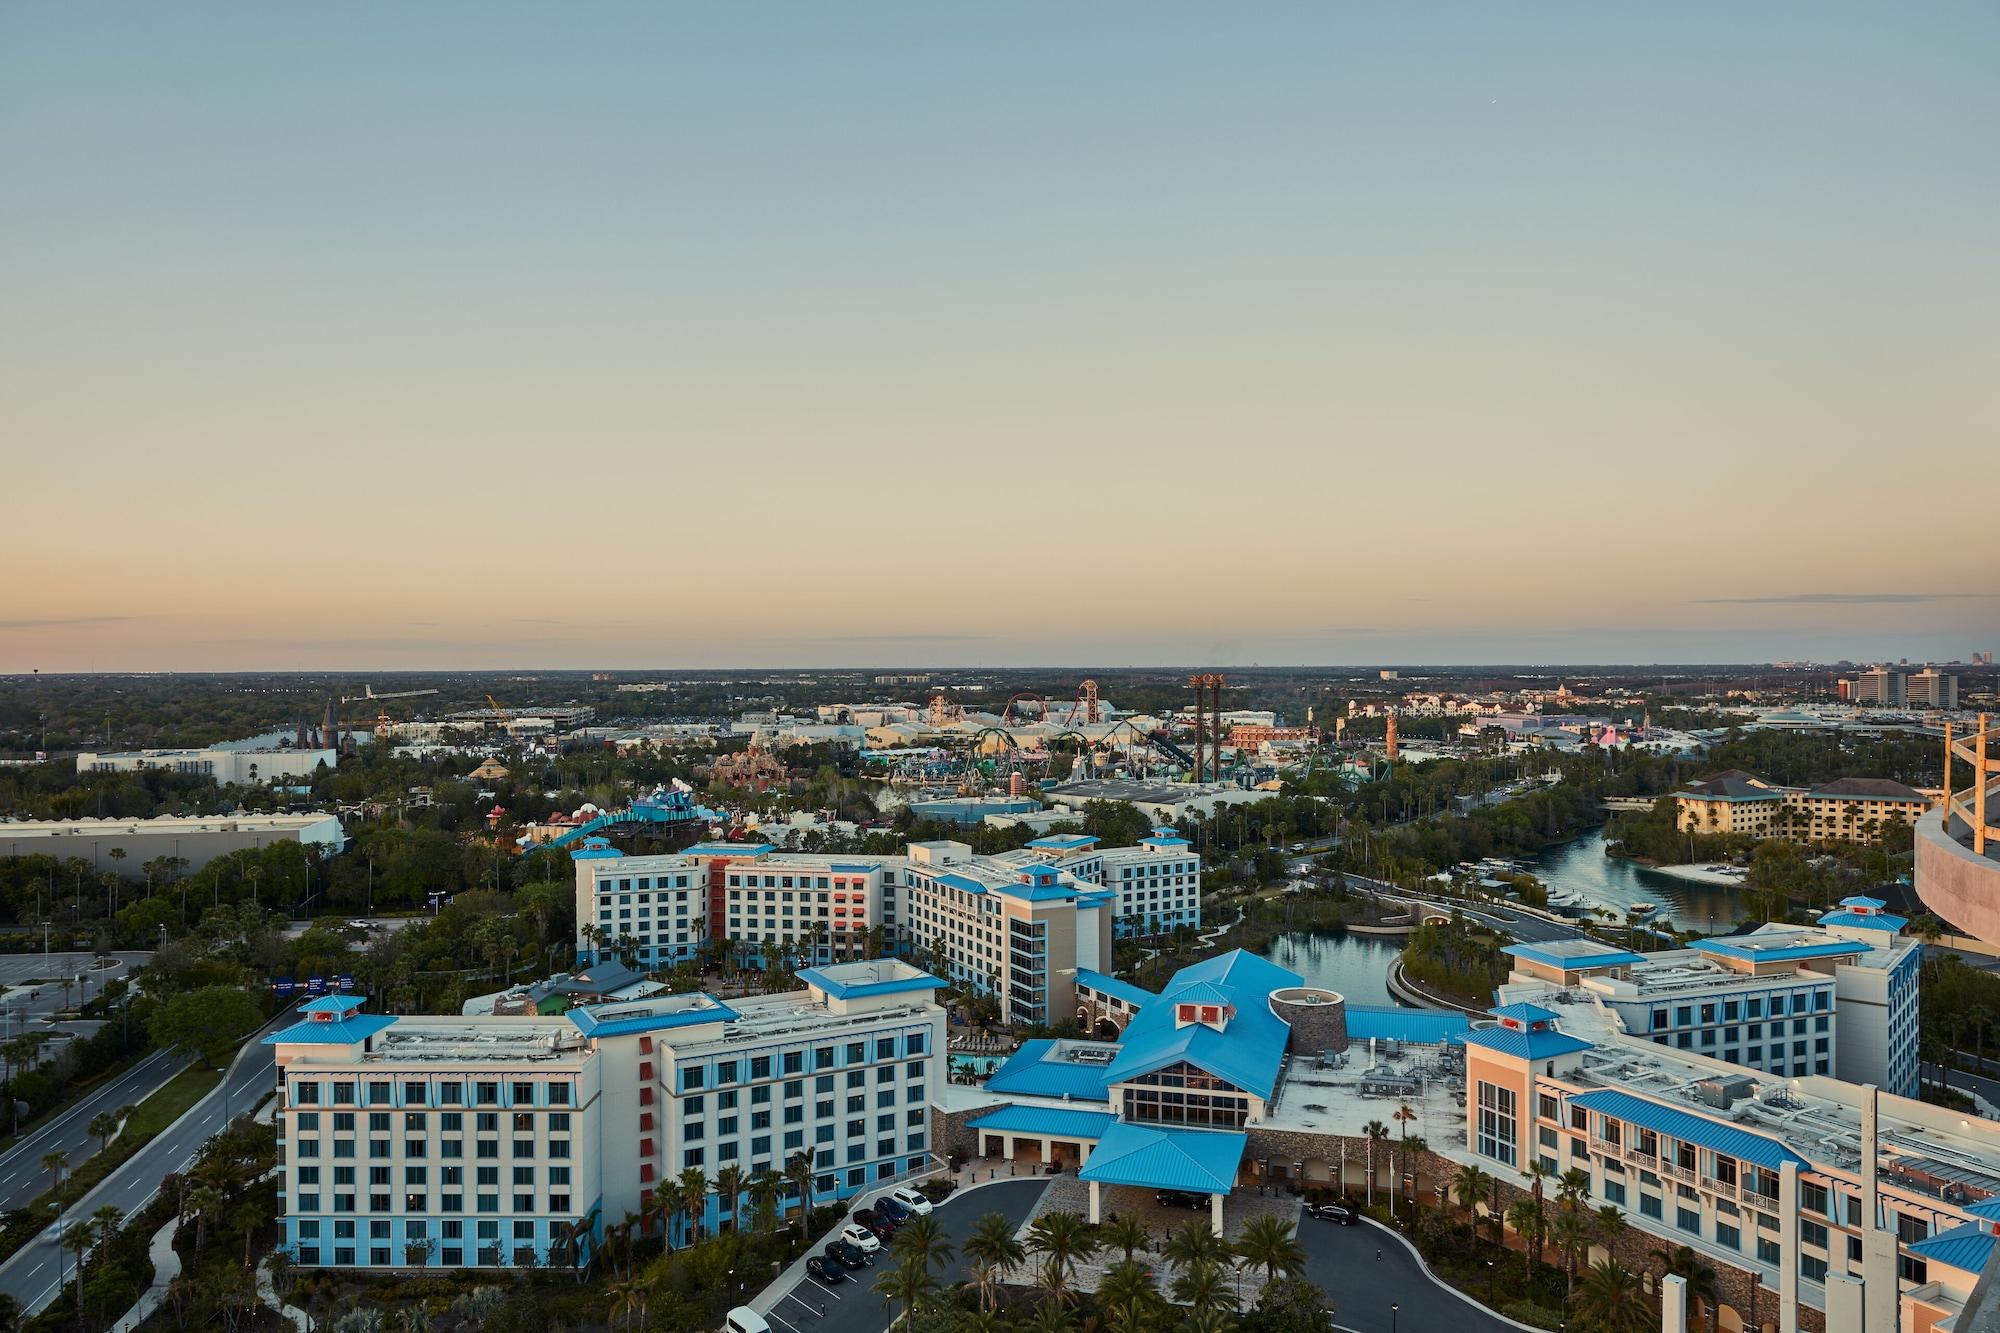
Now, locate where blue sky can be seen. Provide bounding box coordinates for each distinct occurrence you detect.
[1,3,1995,669]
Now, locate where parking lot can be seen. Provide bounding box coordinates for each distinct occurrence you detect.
[758,1179,1048,1333]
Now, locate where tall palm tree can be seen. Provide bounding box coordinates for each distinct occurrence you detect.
[677,1166,710,1246]
[1451,1162,1491,1235]
[874,1247,937,1333]
[748,1168,784,1234]
[892,1212,955,1281]
[785,1150,816,1228]
[1522,1159,1554,1268]
[1363,1120,1391,1206]
[1233,1214,1305,1284]
[1099,1212,1150,1265]
[1550,1206,1594,1303]
[713,1164,746,1233]
[1576,1258,1653,1333]
[963,1211,1027,1312]
[1506,1198,1545,1269]
[1026,1210,1099,1306]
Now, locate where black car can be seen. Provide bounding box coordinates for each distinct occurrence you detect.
[875,1196,911,1222]
[1304,1201,1357,1225]
[1154,1189,1208,1210]
[806,1256,847,1285]
[824,1240,871,1269]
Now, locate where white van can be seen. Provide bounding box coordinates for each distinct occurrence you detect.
[723,1308,771,1333]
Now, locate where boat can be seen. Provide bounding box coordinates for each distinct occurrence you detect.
[1627,902,1656,915]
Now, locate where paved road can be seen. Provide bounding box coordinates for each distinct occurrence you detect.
[0,952,151,1054]
[764,1179,1049,1333]
[0,1046,184,1211]
[1301,1215,1515,1333]
[0,1007,287,1317]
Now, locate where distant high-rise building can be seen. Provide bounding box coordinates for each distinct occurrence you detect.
[1853,667,1906,706]
[1908,667,1958,710]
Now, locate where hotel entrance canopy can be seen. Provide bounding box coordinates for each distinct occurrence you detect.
[1076,1122,1247,1195]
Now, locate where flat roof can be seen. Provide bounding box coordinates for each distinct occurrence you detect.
[567,993,739,1038]
[796,960,945,1000]
[0,813,340,836]
[1504,939,1646,970]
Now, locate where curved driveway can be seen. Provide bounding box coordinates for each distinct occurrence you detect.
[1302,1215,1524,1333]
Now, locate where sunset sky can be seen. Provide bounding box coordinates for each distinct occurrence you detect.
[2,3,1995,671]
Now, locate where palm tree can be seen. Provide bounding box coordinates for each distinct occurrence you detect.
[892,1212,955,1280]
[963,1211,1027,1312]
[1234,1214,1305,1284]
[677,1166,710,1245]
[1506,1198,1545,1269]
[606,1275,642,1332]
[1096,1258,1164,1333]
[1363,1119,1391,1206]
[40,1150,67,1195]
[785,1150,816,1228]
[1650,1242,1722,1332]
[1099,1212,1150,1265]
[1026,1210,1099,1306]
[874,1247,937,1333]
[1577,1258,1653,1333]
[1451,1162,1491,1234]
[748,1168,784,1234]
[713,1164,746,1232]
[1522,1158,1553,1268]
[1550,1206,1594,1303]
[87,1111,121,1160]
[1163,1217,1229,1275]
[639,1181,670,1239]
[1169,1257,1239,1324]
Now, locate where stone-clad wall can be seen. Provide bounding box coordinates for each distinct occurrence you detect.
[931,1103,987,1160]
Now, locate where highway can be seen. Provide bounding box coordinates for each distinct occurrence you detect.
[0,1008,286,1317]
[0,1047,184,1212]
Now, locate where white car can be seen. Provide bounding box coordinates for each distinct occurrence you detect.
[839,1223,882,1253]
[888,1186,933,1216]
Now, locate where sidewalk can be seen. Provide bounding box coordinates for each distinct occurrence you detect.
[106,1217,180,1333]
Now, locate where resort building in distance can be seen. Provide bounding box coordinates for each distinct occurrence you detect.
[1673,769,1935,843]
[571,829,1199,1028]
[269,959,945,1272]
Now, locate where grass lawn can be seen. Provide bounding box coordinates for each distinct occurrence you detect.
[48,1062,217,1208]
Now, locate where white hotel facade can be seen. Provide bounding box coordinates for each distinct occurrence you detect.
[571,829,1200,1024]
[268,960,946,1271]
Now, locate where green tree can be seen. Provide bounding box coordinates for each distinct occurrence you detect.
[1099,1212,1150,1265]
[1234,1214,1306,1284]
[962,1211,1026,1313]
[1096,1258,1164,1332]
[150,985,262,1069]
[1025,1210,1099,1306]
[1576,1258,1653,1333]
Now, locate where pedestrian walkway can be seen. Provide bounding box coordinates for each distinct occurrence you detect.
[106,1217,181,1333]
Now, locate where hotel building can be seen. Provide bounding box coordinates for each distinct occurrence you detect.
[1674,771,1934,844]
[268,960,946,1272]
[1500,898,1922,1095]
[570,831,1199,1026]
[938,937,1986,1332]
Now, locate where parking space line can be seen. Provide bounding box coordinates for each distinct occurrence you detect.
[806,1277,843,1299]
[766,1311,803,1333]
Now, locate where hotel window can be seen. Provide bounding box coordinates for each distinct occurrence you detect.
[1475,1082,1517,1167]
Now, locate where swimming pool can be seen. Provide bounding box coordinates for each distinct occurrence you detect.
[949,1054,1003,1076]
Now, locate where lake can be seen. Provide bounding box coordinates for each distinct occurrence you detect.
[1259,928,1404,1006]
[1529,829,1751,931]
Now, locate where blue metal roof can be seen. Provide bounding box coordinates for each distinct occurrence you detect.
[1817,910,1907,932]
[1461,1026,1594,1061]
[795,965,945,1000]
[570,839,623,860]
[300,996,362,1015]
[1345,1005,1470,1045]
[1077,1122,1247,1194]
[983,1040,1113,1102]
[1503,942,1646,970]
[1102,950,1301,1100]
[1909,1222,1996,1275]
[264,1014,397,1046]
[1842,896,1888,910]
[1075,970,1155,1010]
[966,1105,1117,1140]
[686,842,770,856]
[1691,936,1869,964]
[1966,1197,2000,1223]
[1489,1002,1562,1025]
[935,871,992,896]
[566,997,739,1038]
[1566,1089,1808,1171]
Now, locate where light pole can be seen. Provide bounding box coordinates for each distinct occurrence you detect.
[1391,1303,1399,1333]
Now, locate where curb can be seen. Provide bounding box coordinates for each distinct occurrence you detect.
[1356,1216,1546,1333]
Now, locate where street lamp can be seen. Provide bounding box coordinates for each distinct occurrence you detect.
[1391,1303,1400,1333]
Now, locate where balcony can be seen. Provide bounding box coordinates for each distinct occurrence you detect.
[1660,1160,1697,1186]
